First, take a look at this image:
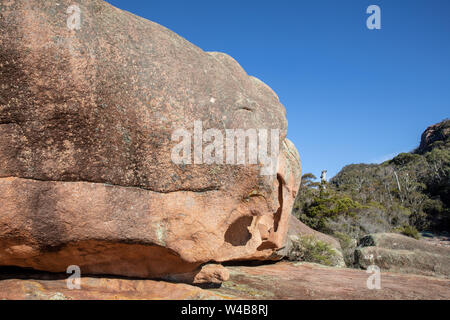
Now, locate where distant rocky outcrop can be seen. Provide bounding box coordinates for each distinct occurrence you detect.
[416,119,449,154]
[0,0,301,281]
[355,233,450,278]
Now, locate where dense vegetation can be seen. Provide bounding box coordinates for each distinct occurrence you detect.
[293,119,449,265]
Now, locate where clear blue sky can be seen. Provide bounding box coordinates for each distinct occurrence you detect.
[106,0,450,178]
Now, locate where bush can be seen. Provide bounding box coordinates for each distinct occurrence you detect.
[394,225,420,240]
[288,235,339,267]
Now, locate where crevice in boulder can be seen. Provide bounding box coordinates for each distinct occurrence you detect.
[274,174,284,232]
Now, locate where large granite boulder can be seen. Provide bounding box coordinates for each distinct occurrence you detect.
[0,0,301,280]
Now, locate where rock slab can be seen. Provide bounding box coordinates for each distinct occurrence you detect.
[1,262,449,300]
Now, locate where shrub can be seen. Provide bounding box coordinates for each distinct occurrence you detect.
[394,225,420,240]
[289,235,338,267]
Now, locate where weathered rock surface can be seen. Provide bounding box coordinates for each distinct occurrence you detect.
[1,262,449,300]
[214,262,450,300]
[355,233,450,278]
[416,119,449,154]
[281,215,345,267]
[0,0,301,279]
